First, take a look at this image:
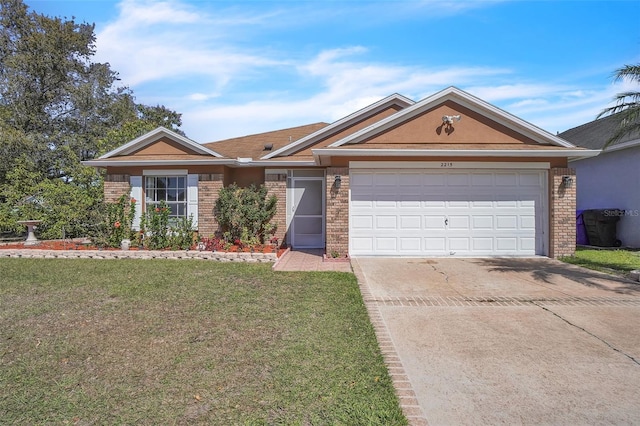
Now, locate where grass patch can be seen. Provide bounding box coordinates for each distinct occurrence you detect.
[560,248,640,277]
[0,259,407,425]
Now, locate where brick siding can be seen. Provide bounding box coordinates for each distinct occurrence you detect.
[549,167,576,258]
[104,175,130,203]
[197,174,223,238]
[265,173,287,247]
[325,167,349,257]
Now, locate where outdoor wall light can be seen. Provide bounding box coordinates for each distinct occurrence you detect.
[334,175,342,189]
[442,115,461,125]
[562,175,574,188]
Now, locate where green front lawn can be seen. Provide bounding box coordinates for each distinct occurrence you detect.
[0,259,407,425]
[561,248,640,277]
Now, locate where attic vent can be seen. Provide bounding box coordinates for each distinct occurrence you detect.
[263,143,273,151]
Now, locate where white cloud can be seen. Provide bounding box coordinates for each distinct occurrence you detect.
[95,0,285,87]
[92,0,633,143]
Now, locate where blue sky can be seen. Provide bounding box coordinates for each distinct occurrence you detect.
[27,0,640,142]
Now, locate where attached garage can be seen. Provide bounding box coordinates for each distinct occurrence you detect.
[349,163,548,256]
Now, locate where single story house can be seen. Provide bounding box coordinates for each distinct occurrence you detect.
[84,87,599,258]
[560,113,640,248]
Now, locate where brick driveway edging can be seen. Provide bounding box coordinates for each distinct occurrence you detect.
[0,249,276,262]
[352,258,429,426]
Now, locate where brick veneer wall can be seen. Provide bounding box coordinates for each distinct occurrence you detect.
[197,174,223,238]
[104,175,130,202]
[549,167,576,258]
[326,167,349,257]
[265,173,287,247]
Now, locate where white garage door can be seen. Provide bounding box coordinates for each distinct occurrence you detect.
[350,169,547,256]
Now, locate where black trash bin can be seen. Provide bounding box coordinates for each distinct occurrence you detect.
[582,209,622,247]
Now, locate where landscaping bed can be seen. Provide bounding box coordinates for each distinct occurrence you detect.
[0,239,287,258]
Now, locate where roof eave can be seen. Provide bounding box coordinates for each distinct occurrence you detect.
[312,148,601,162]
[82,159,319,168]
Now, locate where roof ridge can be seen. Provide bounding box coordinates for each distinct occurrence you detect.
[204,122,329,145]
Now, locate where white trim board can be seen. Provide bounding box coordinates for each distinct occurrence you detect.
[350,161,551,169]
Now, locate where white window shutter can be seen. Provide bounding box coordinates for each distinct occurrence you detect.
[130,176,143,230]
[187,174,199,228]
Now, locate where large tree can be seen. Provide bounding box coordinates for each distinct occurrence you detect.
[598,63,640,146]
[0,0,183,238]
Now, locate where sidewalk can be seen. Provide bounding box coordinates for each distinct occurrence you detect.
[273,249,352,272]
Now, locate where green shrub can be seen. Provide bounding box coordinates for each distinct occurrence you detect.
[140,202,196,250]
[214,184,277,244]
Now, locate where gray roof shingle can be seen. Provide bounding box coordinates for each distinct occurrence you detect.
[559,113,639,149]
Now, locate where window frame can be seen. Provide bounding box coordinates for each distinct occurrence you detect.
[143,170,189,221]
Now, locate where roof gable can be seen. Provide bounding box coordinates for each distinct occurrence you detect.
[330,87,575,149]
[261,93,415,159]
[99,127,223,159]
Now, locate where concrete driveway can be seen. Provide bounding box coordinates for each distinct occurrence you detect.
[352,257,640,426]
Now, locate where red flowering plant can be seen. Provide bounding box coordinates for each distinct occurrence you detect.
[105,194,136,248]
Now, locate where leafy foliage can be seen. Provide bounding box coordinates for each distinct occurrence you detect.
[0,0,183,238]
[106,194,136,247]
[139,202,196,250]
[598,63,640,147]
[214,184,277,245]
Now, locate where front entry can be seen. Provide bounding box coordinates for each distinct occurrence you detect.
[289,177,325,248]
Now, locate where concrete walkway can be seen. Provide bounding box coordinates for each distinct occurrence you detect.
[272,249,352,272]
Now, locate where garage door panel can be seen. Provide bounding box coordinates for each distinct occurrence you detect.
[424,237,446,251]
[399,200,421,208]
[350,169,546,256]
[424,216,447,229]
[472,200,494,208]
[352,237,373,251]
[521,215,536,229]
[521,237,536,251]
[374,200,396,208]
[496,174,518,185]
[471,173,493,186]
[448,216,470,230]
[449,238,470,251]
[376,216,397,229]
[424,174,446,186]
[496,199,518,208]
[472,237,494,251]
[375,238,397,251]
[424,200,447,208]
[375,174,397,186]
[496,216,518,229]
[399,238,421,251]
[473,216,493,229]
[520,172,543,186]
[351,173,373,186]
[496,237,518,251]
[351,215,373,230]
[447,200,470,208]
[447,173,470,186]
[400,216,421,229]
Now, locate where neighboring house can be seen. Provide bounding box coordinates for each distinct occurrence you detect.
[560,114,640,248]
[83,87,598,258]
